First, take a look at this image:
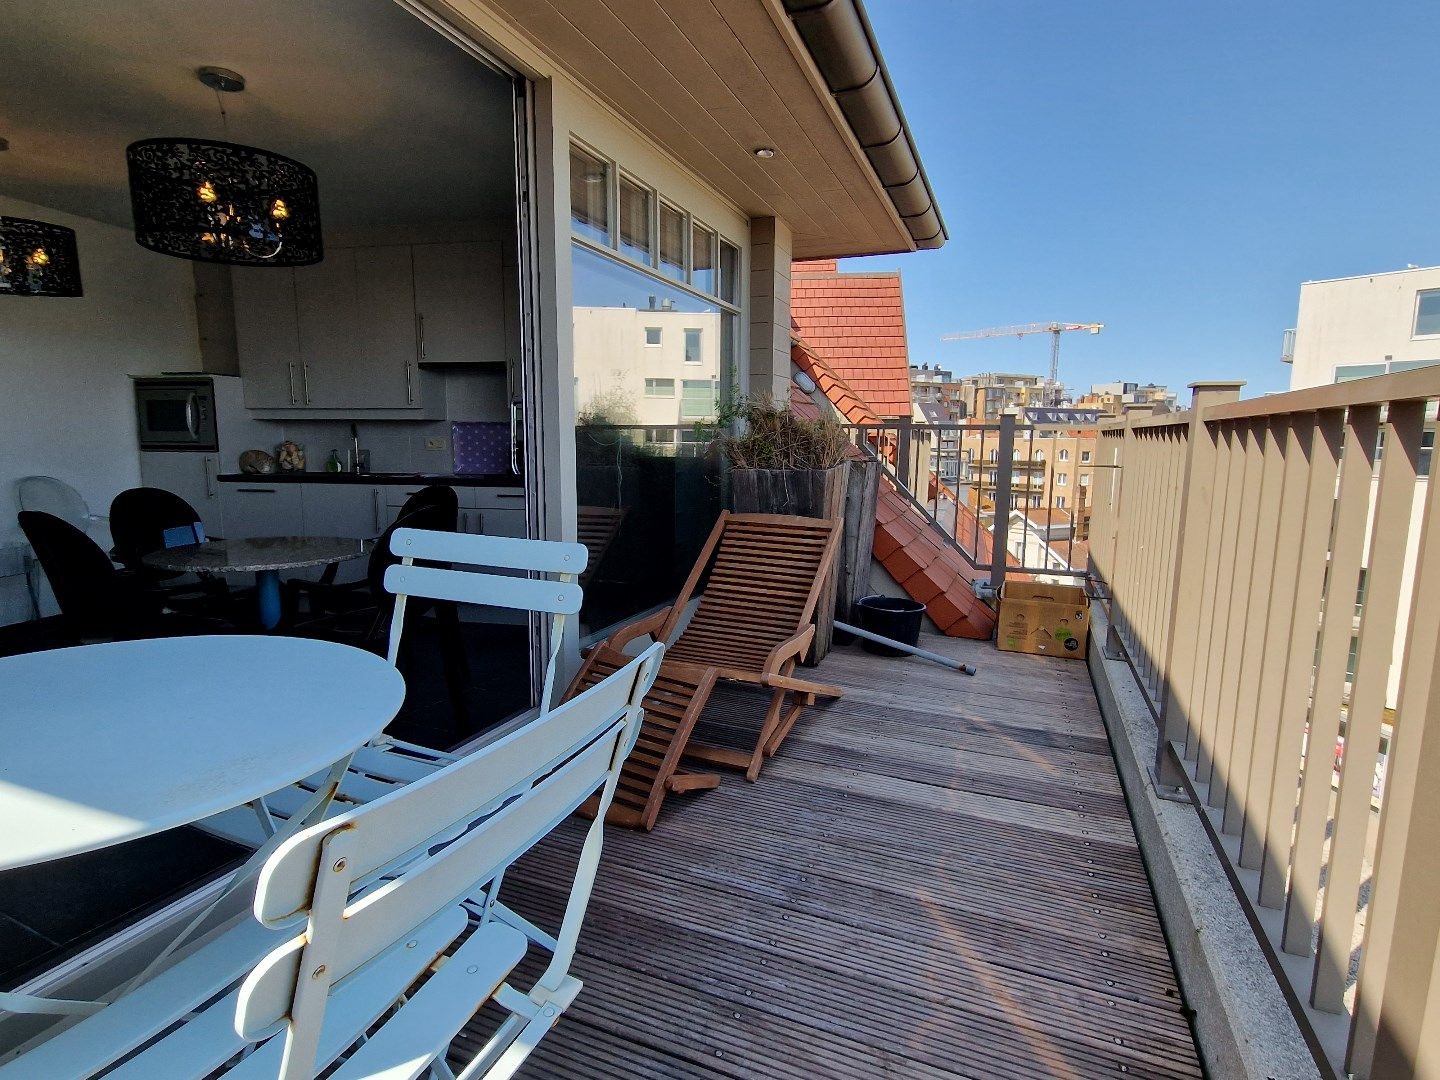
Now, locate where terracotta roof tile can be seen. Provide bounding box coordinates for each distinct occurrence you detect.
[790,262,912,417]
[870,486,998,640]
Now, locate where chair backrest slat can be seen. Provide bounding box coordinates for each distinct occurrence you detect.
[383,563,581,615]
[389,528,587,576]
[236,642,661,1049]
[381,529,589,709]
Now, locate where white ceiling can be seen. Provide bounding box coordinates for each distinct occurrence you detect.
[0,0,517,229]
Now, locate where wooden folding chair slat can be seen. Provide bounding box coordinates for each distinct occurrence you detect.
[563,511,842,827]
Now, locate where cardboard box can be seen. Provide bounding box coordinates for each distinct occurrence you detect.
[996,581,1090,659]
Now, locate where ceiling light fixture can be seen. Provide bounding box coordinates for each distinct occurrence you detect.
[125,68,322,267]
[0,217,83,298]
[754,147,777,160]
[0,135,83,296]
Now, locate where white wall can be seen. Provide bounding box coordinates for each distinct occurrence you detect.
[1,195,200,613]
[1288,266,1440,390]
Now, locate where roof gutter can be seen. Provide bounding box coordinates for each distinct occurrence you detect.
[782,0,947,250]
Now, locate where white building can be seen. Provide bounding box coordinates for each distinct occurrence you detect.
[1284,265,1440,388]
[573,306,724,429]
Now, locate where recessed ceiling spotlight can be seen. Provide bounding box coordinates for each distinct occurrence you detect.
[754,147,777,160]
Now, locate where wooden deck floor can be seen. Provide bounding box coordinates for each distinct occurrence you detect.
[459,633,1203,1079]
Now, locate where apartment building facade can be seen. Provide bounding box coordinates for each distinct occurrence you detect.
[1284,265,1440,388]
[1073,381,1178,416]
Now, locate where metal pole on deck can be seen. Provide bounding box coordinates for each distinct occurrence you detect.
[833,621,978,676]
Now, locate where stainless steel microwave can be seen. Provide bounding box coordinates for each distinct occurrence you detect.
[134,377,219,451]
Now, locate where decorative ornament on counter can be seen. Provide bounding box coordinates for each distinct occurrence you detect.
[238,449,276,474]
[276,441,306,472]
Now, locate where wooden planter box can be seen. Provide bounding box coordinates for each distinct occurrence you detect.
[730,464,847,662]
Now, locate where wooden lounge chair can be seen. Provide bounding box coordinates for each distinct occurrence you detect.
[565,511,843,828]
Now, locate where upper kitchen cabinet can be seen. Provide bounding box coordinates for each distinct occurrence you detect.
[232,268,303,408]
[298,247,420,409]
[232,244,446,417]
[411,241,506,366]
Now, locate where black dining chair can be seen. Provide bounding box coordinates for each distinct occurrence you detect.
[18,511,227,643]
[108,487,243,617]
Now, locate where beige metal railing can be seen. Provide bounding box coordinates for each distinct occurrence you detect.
[1091,369,1440,1079]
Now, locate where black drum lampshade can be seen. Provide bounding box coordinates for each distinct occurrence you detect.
[0,216,83,297]
[125,137,322,266]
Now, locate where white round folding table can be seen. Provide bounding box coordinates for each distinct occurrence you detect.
[0,635,405,871]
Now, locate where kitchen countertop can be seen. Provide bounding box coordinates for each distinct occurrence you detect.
[216,472,522,487]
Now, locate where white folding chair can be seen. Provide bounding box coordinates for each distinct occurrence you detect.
[201,530,588,849]
[0,642,662,1080]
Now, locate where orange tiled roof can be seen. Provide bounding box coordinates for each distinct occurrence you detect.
[873,484,997,639]
[791,262,912,418]
[791,340,881,425]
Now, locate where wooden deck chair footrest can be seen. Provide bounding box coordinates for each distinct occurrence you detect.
[564,647,718,830]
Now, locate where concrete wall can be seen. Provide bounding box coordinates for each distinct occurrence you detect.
[1289,266,1440,390]
[0,194,201,621]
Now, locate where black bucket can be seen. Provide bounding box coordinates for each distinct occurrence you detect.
[854,594,925,656]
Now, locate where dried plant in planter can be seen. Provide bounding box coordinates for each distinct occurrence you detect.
[719,400,851,471]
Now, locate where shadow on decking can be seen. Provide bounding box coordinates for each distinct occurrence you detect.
[457,633,1202,1079]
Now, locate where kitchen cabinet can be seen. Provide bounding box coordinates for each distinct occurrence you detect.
[232,268,303,408]
[140,453,224,538]
[302,485,386,540]
[467,508,526,538]
[235,245,442,416]
[296,247,418,409]
[459,487,527,538]
[412,242,506,366]
[218,484,302,539]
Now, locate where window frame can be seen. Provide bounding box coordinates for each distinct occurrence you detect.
[683,327,703,365]
[644,326,662,347]
[568,140,742,312]
[644,377,675,398]
[657,198,687,283]
[568,143,612,246]
[679,378,720,421]
[616,170,656,267]
[1415,289,1440,339]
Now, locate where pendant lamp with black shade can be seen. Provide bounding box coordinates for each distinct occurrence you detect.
[0,132,82,297]
[0,215,83,297]
[125,68,322,267]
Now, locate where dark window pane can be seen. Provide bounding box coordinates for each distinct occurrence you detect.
[718,240,739,304]
[1416,290,1440,336]
[659,202,685,281]
[618,176,651,263]
[570,145,609,243]
[691,222,716,294]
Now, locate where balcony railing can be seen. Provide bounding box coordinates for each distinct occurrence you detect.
[842,416,1096,584]
[1089,369,1440,1078]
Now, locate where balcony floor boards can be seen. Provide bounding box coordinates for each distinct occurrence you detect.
[455,633,1202,1079]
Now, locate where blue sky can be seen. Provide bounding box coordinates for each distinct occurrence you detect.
[848,1,1440,397]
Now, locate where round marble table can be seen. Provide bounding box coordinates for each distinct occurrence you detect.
[144,536,369,629]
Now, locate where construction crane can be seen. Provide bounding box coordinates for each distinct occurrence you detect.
[941,322,1104,405]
